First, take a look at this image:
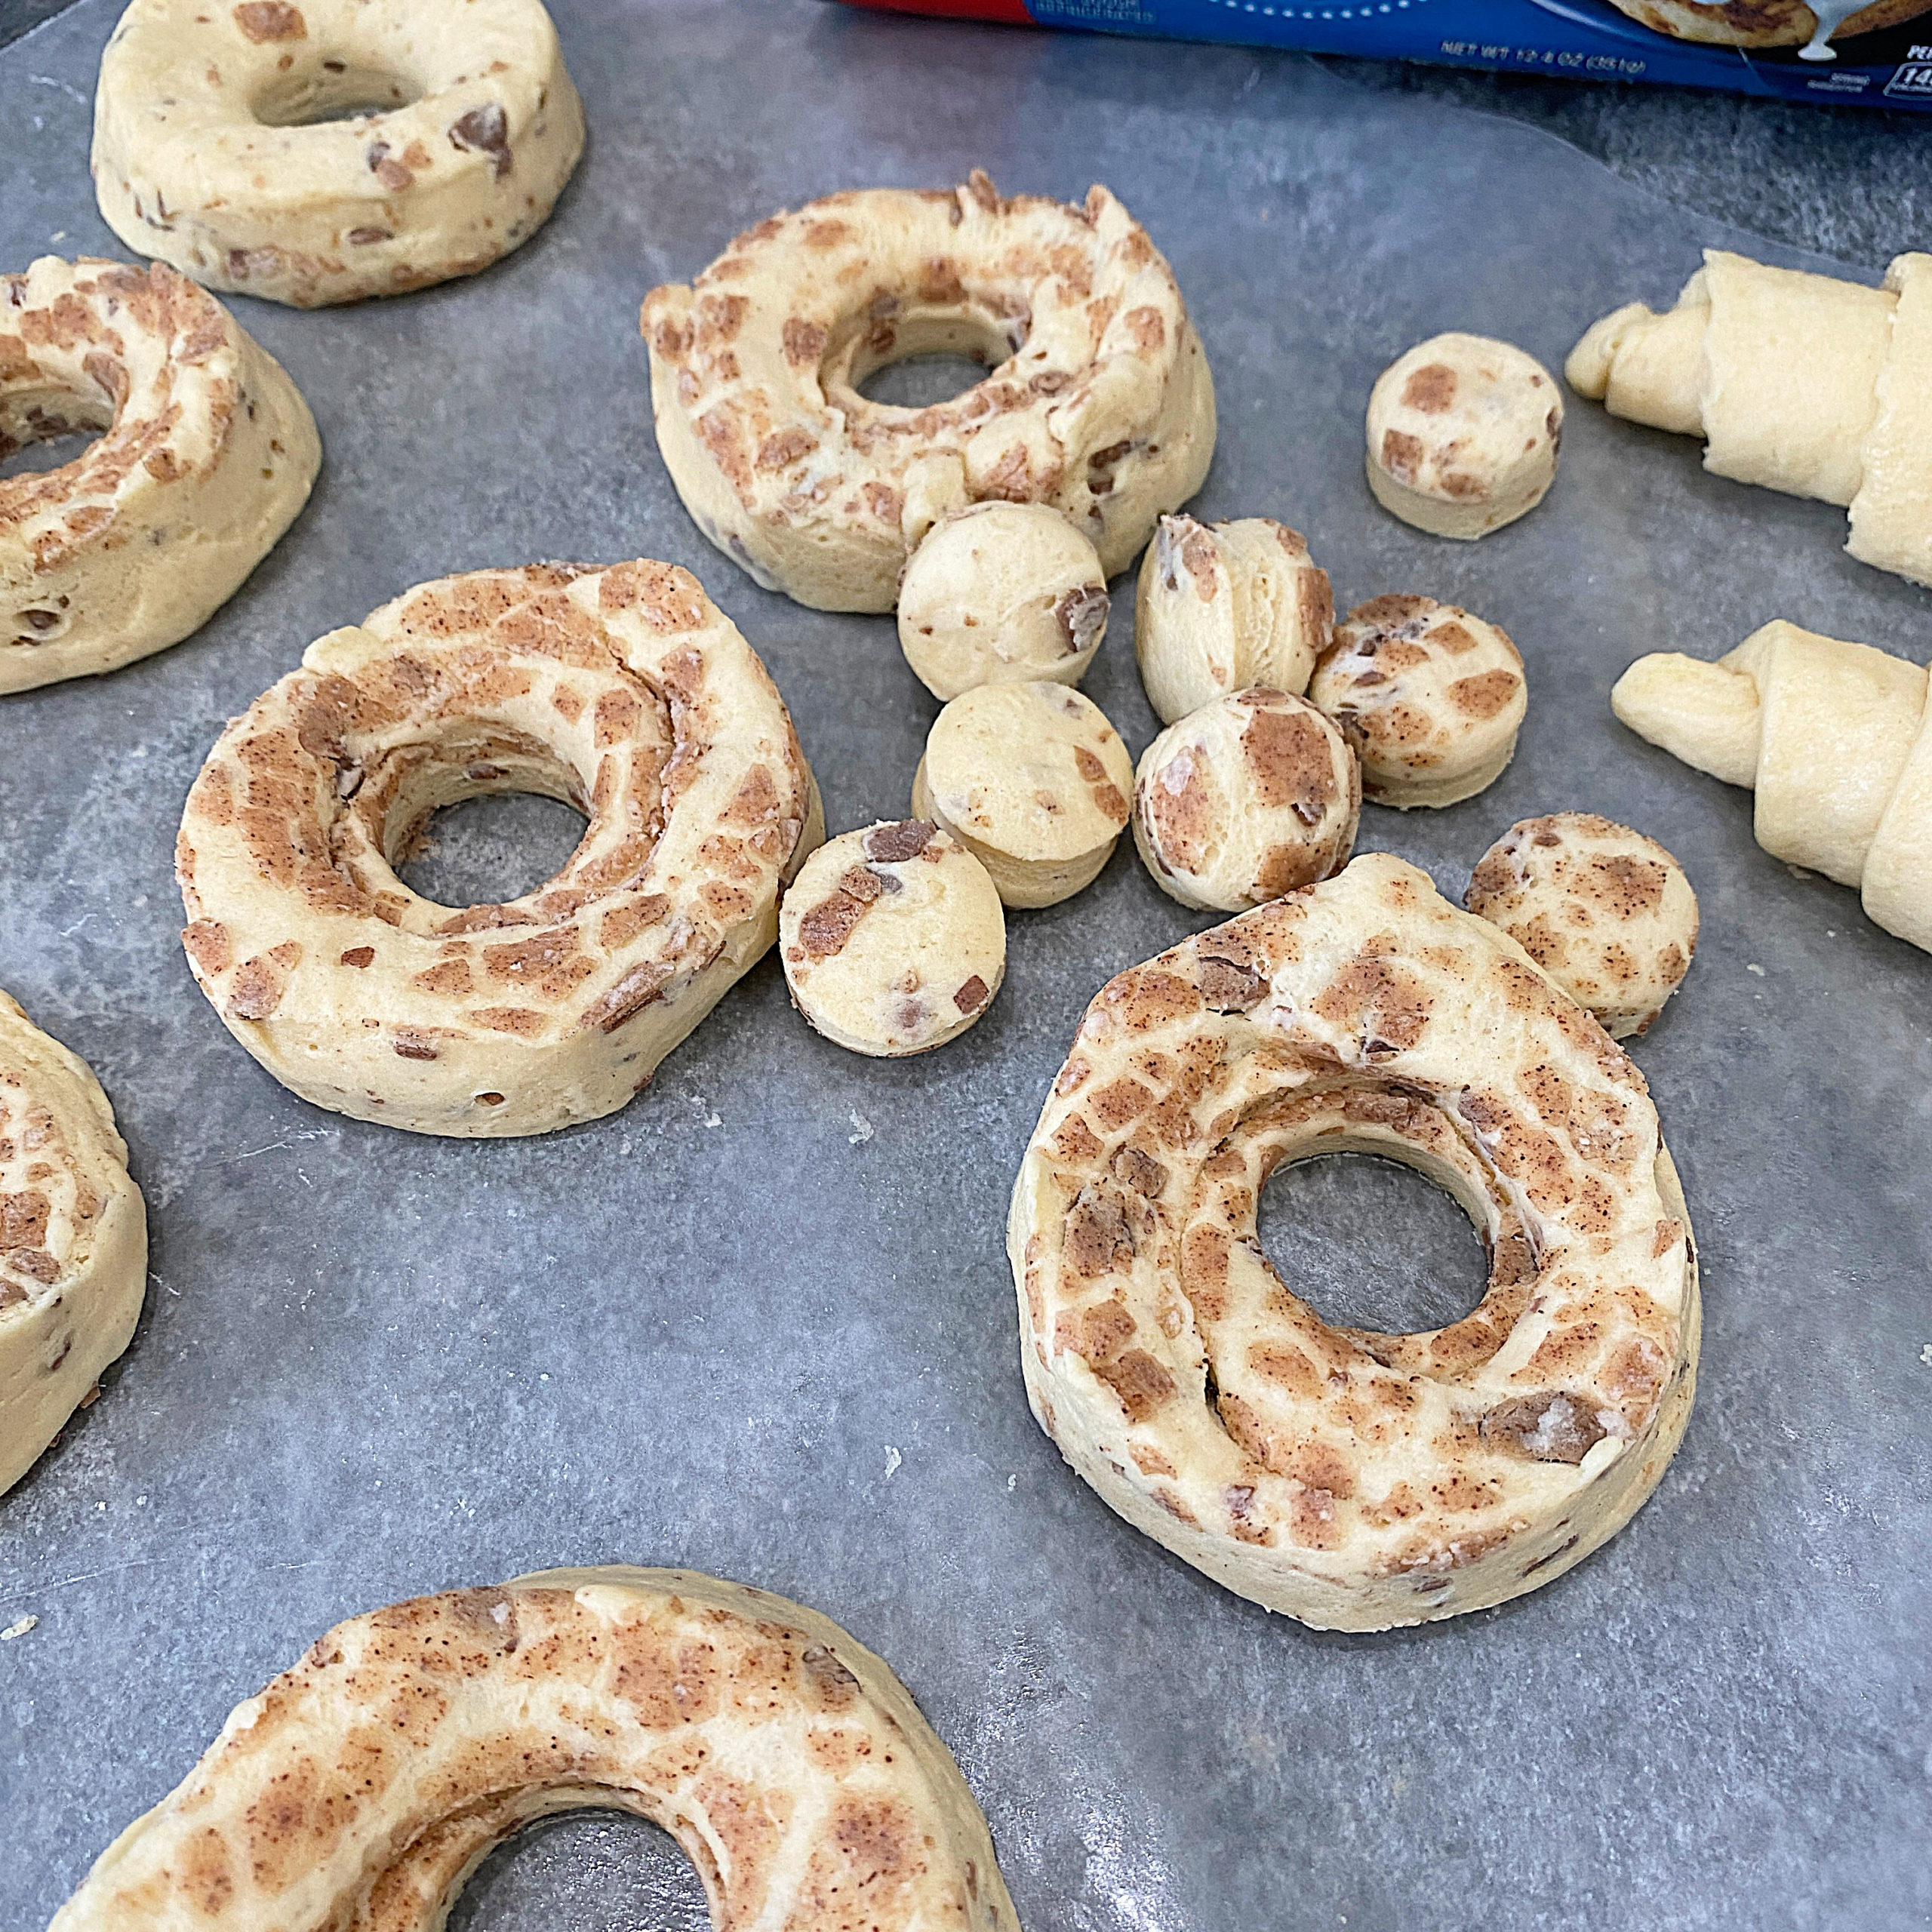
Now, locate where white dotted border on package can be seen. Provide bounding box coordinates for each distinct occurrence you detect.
[1204,0,1416,17]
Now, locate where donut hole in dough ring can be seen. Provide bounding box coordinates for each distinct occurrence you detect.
[176,561,823,1137]
[780,820,1006,1056]
[912,681,1133,909]
[0,992,147,1496]
[1008,853,1699,1631]
[1310,595,1527,808]
[1366,334,1561,540]
[1467,814,1700,1040]
[92,0,586,308]
[1,257,318,695]
[1133,688,1359,913]
[897,501,1110,701]
[50,1567,1020,1931]
[641,169,1217,612]
[1134,513,1334,726]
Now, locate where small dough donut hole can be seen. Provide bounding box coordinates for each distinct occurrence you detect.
[911,682,1132,909]
[1132,688,1359,912]
[1366,334,1562,540]
[1134,513,1334,724]
[91,0,586,307]
[1310,595,1527,809]
[1467,813,1699,1038]
[780,820,1005,1057]
[897,503,1109,701]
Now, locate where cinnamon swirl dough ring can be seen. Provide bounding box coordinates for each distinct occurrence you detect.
[0,992,146,1496]
[1,257,318,694]
[92,0,586,308]
[1008,853,1699,1630]
[177,561,821,1136]
[641,171,1216,612]
[51,1566,1019,1932]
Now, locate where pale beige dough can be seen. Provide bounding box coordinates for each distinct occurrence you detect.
[1365,333,1562,540]
[1008,853,1700,1631]
[1567,250,1932,589]
[642,170,1216,612]
[1131,688,1358,912]
[1613,618,1932,952]
[51,1567,1019,1932]
[1466,814,1699,1038]
[911,682,1132,909]
[93,0,585,307]
[897,501,1109,700]
[1133,512,1334,725]
[0,257,318,695]
[780,821,1005,1056]
[1309,595,1527,808]
[177,561,822,1137]
[0,990,146,1497]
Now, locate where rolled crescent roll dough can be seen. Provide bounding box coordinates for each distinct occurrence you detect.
[1567,251,1932,589]
[1612,619,1932,951]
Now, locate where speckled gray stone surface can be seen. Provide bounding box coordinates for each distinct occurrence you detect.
[2,3,1929,1928]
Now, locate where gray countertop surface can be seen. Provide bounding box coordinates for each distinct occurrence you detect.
[2,3,1929,1929]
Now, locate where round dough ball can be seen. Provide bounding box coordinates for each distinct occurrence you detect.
[897,503,1109,700]
[1134,513,1334,725]
[780,820,1005,1056]
[911,683,1133,909]
[1310,595,1527,809]
[1466,813,1699,1038]
[1366,334,1562,540]
[1132,688,1359,912]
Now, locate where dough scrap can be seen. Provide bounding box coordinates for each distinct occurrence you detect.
[780,821,1005,1056]
[897,501,1109,701]
[1309,595,1527,809]
[1131,688,1358,912]
[1466,814,1698,1038]
[912,681,1132,909]
[1133,513,1334,726]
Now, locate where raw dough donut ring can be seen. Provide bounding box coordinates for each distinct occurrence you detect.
[911,681,1132,909]
[1466,814,1699,1038]
[1,257,318,695]
[1310,595,1527,808]
[92,0,586,308]
[641,170,1216,612]
[1366,334,1561,540]
[780,820,1005,1056]
[1132,688,1358,912]
[1133,513,1334,726]
[51,1566,1019,1931]
[0,992,146,1496]
[1008,853,1699,1630]
[177,561,822,1137]
[897,501,1109,701]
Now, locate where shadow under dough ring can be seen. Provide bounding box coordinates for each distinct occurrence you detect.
[0,992,146,1496]
[92,0,585,307]
[51,1567,1020,1931]
[177,561,822,1137]
[642,169,1216,611]
[1008,854,1699,1630]
[1,257,318,694]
